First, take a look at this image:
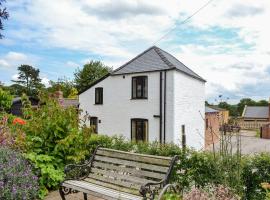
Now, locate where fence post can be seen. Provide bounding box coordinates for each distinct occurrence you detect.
[181,125,186,150]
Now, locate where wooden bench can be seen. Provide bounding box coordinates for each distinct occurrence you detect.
[59,146,178,200]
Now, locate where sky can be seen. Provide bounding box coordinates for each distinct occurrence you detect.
[0,0,270,104]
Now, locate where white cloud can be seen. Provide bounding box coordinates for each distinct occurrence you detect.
[66,61,80,68]
[41,77,50,87]
[0,51,33,69]
[3,0,270,101]
[11,74,19,81]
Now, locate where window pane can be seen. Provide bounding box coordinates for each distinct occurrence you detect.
[132,76,148,99]
[132,78,137,98]
[95,88,103,104]
[131,119,148,142]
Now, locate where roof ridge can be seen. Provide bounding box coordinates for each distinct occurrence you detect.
[157,47,203,79]
[153,46,175,69]
[112,46,157,74]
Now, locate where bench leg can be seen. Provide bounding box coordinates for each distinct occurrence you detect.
[83,193,87,200]
[59,188,66,200]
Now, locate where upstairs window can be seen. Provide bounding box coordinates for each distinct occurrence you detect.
[131,119,148,142]
[95,87,103,104]
[132,76,148,99]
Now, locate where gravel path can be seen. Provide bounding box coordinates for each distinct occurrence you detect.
[212,130,270,155]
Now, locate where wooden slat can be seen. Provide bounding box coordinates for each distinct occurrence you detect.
[83,178,139,196]
[97,148,172,166]
[91,167,155,185]
[93,161,165,180]
[87,173,141,190]
[94,155,169,173]
[62,180,142,200]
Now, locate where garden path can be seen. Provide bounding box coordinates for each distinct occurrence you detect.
[45,191,103,200]
[212,130,270,154]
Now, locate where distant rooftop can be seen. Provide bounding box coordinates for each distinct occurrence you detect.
[112,46,205,82]
[205,106,219,113]
[242,106,269,119]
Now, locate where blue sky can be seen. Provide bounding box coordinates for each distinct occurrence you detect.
[0,0,270,103]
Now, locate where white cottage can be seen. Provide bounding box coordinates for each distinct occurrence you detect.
[79,46,205,149]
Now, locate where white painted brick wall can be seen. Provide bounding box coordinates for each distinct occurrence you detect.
[173,70,205,150]
[79,70,205,149]
[79,72,161,141]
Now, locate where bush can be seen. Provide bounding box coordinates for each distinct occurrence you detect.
[20,95,93,197]
[242,153,270,200]
[0,89,12,112]
[0,147,39,200]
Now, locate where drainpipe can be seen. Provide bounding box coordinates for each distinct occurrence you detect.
[163,71,167,144]
[159,71,163,143]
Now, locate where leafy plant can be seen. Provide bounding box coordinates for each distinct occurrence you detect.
[0,88,12,112]
[0,147,39,200]
[20,94,93,197]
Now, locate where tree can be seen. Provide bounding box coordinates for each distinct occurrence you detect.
[12,65,43,96]
[237,98,256,116]
[47,78,75,98]
[74,61,112,93]
[0,0,9,39]
[6,83,26,96]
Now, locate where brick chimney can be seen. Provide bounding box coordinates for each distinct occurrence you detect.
[54,90,63,99]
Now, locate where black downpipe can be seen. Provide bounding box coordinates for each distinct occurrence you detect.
[164,71,167,144]
[159,72,163,143]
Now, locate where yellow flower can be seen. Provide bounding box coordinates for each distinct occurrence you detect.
[261,182,270,190]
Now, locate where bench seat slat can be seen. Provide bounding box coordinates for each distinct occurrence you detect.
[62,180,142,200]
[87,173,141,190]
[93,161,165,180]
[94,155,169,173]
[97,148,171,166]
[91,167,156,185]
[84,178,139,195]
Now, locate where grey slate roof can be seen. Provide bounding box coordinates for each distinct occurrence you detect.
[243,106,269,119]
[206,106,219,113]
[112,46,205,82]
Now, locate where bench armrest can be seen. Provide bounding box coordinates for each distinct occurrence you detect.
[64,162,92,180]
[139,180,165,199]
[64,146,100,180]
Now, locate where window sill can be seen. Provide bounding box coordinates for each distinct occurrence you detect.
[130,98,148,100]
[94,103,103,105]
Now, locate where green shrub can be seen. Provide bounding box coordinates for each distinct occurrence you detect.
[242,153,270,200]
[0,89,12,112]
[0,147,39,200]
[20,95,93,197]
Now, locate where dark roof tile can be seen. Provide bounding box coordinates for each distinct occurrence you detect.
[112,46,205,82]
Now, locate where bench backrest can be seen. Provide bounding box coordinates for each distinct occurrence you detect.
[84,147,177,195]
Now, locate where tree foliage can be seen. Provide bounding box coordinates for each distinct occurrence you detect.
[0,0,9,39]
[12,65,44,96]
[210,98,269,117]
[74,61,112,93]
[47,78,76,98]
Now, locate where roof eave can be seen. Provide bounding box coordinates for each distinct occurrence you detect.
[78,73,111,95]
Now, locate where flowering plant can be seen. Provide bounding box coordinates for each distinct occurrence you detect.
[0,147,39,200]
[13,117,26,125]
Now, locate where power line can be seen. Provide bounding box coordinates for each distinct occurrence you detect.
[153,0,215,45]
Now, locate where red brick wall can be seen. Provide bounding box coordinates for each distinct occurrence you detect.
[262,124,270,139]
[205,112,220,148]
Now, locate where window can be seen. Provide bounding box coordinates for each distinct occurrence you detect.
[132,76,148,99]
[95,87,103,104]
[90,117,98,133]
[131,119,148,142]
